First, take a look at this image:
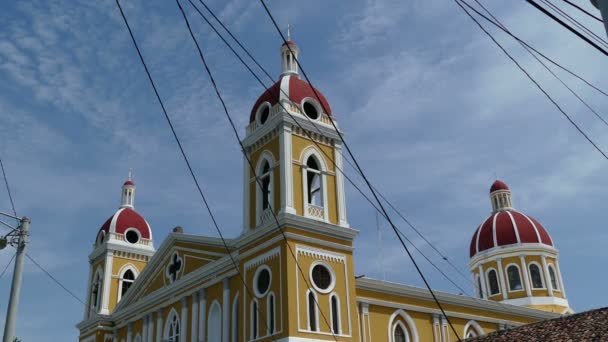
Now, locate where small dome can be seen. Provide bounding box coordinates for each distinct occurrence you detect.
[469,209,553,258]
[249,74,332,123]
[97,207,152,243]
[124,180,135,186]
[490,180,509,193]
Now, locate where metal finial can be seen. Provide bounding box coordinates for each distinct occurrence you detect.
[287,23,291,41]
[128,168,133,181]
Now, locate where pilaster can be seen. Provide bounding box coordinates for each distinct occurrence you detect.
[520,255,532,297]
[496,258,508,300]
[101,250,114,314]
[222,278,230,342]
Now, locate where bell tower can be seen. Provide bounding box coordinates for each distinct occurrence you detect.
[84,175,155,318]
[242,35,349,232]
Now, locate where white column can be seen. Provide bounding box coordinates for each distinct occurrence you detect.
[147,314,154,342]
[142,315,148,342]
[432,314,441,342]
[156,309,163,342]
[198,288,206,342]
[496,258,508,300]
[555,262,567,298]
[113,328,118,342]
[222,279,230,342]
[279,125,295,215]
[127,322,133,342]
[242,153,250,232]
[181,297,189,342]
[360,303,368,342]
[334,143,349,227]
[541,255,554,296]
[322,172,329,222]
[101,251,114,315]
[477,265,487,299]
[191,292,199,342]
[520,255,532,297]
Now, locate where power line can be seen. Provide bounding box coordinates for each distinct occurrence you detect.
[469,0,608,128]
[0,158,17,220]
[114,1,280,339]
[25,253,87,307]
[174,1,339,339]
[456,0,608,161]
[526,0,608,56]
[0,253,15,280]
[540,0,608,48]
[257,1,462,340]
[562,0,603,22]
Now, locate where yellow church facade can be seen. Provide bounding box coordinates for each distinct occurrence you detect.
[77,38,567,342]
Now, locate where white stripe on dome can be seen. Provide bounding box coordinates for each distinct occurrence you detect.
[519,210,543,243]
[109,207,126,234]
[505,210,521,244]
[475,223,483,255]
[143,217,153,240]
[279,75,291,104]
[492,212,499,248]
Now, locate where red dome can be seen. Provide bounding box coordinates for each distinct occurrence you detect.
[249,74,332,123]
[469,209,553,257]
[97,207,152,242]
[124,180,135,186]
[490,180,509,193]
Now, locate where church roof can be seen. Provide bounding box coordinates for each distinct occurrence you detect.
[465,307,608,341]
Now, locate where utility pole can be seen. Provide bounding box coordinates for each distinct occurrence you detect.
[591,0,608,38]
[0,215,30,342]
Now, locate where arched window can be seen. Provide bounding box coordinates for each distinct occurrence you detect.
[506,265,522,291]
[487,269,500,295]
[547,265,559,291]
[119,269,135,300]
[529,263,544,289]
[306,157,322,207]
[394,323,407,342]
[307,290,318,332]
[464,320,484,338]
[165,310,180,342]
[268,293,276,335]
[476,274,483,298]
[331,294,340,334]
[260,160,271,211]
[91,270,102,312]
[548,265,559,290]
[251,300,259,339]
[208,301,222,342]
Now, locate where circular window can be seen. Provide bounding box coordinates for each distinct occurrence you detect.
[254,266,272,297]
[303,101,320,120]
[257,102,271,125]
[311,263,334,293]
[125,229,140,244]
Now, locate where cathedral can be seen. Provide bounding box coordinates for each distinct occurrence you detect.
[77,38,571,342]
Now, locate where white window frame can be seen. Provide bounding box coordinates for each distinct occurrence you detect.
[255,152,275,227]
[329,293,341,335]
[117,264,139,303]
[547,264,560,291]
[267,292,276,336]
[387,309,418,342]
[301,148,329,222]
[163,308,181,342]
[250,299,260,339]
[306,289,319,332]
[485,267,501,296]
[231,293,239,342]
[528,262,546,289]
[463,320,484,338]
[208,300,222,342]
[505,263,524,292]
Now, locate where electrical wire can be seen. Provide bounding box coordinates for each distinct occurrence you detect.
[540,0,608,48]
[526,0,608,56]
[0,252,15,280]
[115,1,279,338]
[0,158,17,220]
[457,0,608,161]
[562,0,603,22]
[258,1,462,340]
[25,253,87,307]
[174,1,339,338]
[470,0,608,128]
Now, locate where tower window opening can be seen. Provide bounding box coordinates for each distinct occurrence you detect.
[311,264,332,290]
[168,312,180,342]
[252,300,259,339]
[259,105,270,125]
[91,273,101,311]
[529,264,544,289]
[331,294,340,334]
[306,157,322,206]
[308,291,317,332]
[120,269,135,299]
[548,265,559,290]
[268,293,275,334]
[125,229,140,244]
[487,269,500,295]
[506,265,522,291]
[394,324,406,342]
[260,161,271,210]
[477,275,483,298]
[303,101,319,120]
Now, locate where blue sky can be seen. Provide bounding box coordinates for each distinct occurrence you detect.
[1,0,607,340]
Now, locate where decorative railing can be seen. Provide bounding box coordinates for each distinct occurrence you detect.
[307,204,325,219]
[246,103,334,135]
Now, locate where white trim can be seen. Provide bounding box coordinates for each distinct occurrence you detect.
[334,143,349,227]
[208,300,222,342]
[255,101,272,126]
[500,296,569,307]
[231,292,239,342]
[555,262,567,298]
[279,125,295,215]
[469,244,558,269]
[309,260,336,294]
[101,251,114,314]
[180,297,188,342]
[117,264,139,303]
[300,146,329,223]
[306,289,320,332]
[504,263,524,293]
[155,308,162,342]
[547,263,560,292]
[267,291,276,335]
[491,213,498,247]
[475,223,482,256]
[477,266,487,299]
[250,298,260,340]
[255,151,276,228]
[463,320,484,338]
[329,293,342,335]
[301,97,323,120]
[387,309,419,342]
[190,292,198,342]
[198,288,206,341]
[541,255,554,296]
[505,211,521,243]
[124,228,142,245]
[485,267,500,296]
[519,255,532,297]
[392,321,409,342]
[520,210,543,243]
[243,153,250,232]
[496,258,508,300]
[163,308,180,342]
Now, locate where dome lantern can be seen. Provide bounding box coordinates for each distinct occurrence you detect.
[280,24,299,77]
[121,170,135,209]
[490,179,512,212]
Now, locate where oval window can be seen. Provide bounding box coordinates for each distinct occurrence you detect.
[255,266,271,297]
[125,230,139,244]
[312,264,332,291]
[259,105,270,124]
[303,101,319,120]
